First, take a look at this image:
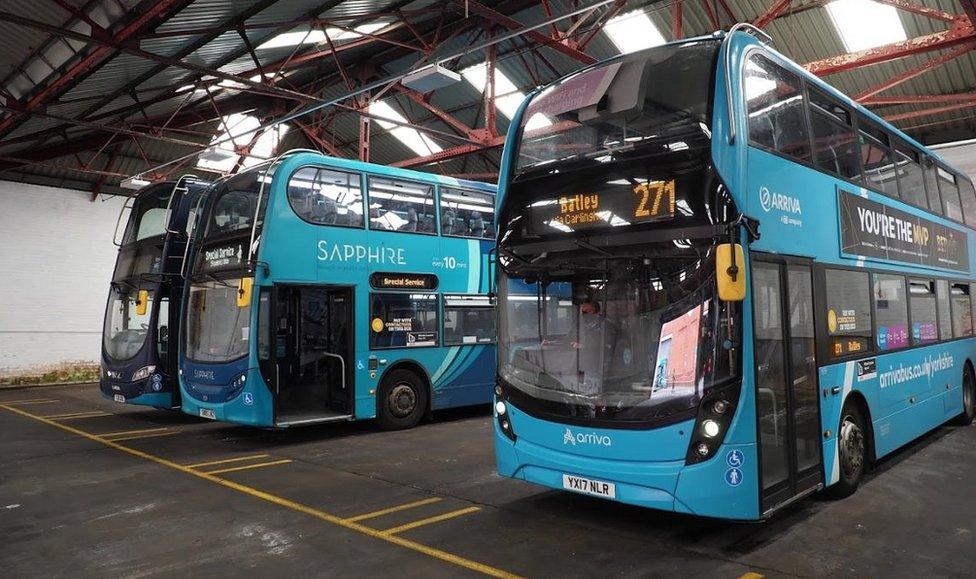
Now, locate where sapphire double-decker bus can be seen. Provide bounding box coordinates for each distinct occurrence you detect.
[492,26,976,520]
[101,177,209,409]
[179,151,496,428]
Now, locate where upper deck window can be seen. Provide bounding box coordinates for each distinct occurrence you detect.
[923,159,943,216]
[203,170,271,239]
[121,186,172,244]
[745,53,811,163]
[858,120,898,198]
[513,40,719,176]
[440,187,495,239]
[958,177,976,227]
[937,167,963,222]
[808,89,859,180]
[893,142,927,209]
[367,177,436,234]
[287,166,364,228]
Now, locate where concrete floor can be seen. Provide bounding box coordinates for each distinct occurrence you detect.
[1,384,974,578]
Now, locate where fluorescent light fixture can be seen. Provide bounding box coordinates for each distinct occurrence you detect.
[826,0,907,52]
[402,64,461,92]
[120,176,151,190]
[604,10,666,54]
[369,100,443,156]
[258,21,391,50]
[461,63,551,131]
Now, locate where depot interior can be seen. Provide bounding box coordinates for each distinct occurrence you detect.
[2,1,976,577]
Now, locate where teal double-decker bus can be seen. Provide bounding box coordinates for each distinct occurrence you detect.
[179,151,496,428]
[492,26,976,519]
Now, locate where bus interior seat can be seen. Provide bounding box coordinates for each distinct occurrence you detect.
[468,212,485,238]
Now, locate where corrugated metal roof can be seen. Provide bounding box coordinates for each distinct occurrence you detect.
[1,0,974,195]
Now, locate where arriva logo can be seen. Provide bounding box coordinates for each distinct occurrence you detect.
[759,186,802,214]
[563,427,612,447]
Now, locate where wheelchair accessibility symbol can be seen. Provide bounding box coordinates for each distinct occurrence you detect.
[243,392,254,406]
[725,467,743,487]
[726,449,744,468]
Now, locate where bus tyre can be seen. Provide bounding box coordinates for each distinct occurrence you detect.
[826,401,867,499]
[376,369,427,431]
[951,365,975,426]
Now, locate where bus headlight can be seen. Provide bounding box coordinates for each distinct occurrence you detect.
[495,400,507,415]
[131,365,156,381]
[685,384,740,465]
[495,382,516,442]
[702,419,721,438]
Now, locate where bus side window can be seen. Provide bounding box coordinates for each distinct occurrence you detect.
[156,297,170,358]
[908,280,938,346]
[858,119,899,199]
[258,290,271,360]
[958,177,976,227]
[439,187,496,239]
[936,280,952,341]
[367,176,436,234]
[950,283,973,338]
[744,54,811,163]
[287,166,364,227]
[443,295,495,345]
[937,168,963,222]
[922,158,943,216]
[824,269,873,358]
[808,89,860,180]
[893,142,927,210]
[872,273,908,351]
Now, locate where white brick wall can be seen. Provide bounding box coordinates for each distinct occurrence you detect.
[0,180,125,375]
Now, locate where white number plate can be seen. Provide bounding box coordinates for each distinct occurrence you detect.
[199,408,216,420]
[562,474,616,499]
[113,394,125,403]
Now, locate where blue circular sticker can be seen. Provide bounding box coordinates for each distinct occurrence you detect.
[725,467,743,487]
[726,449,744,468]
[151,374,163,391]
[243,392,254,406]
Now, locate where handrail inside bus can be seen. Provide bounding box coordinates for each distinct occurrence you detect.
[320,352,346,391]
[164,174,199,234]
[723,23,773,146]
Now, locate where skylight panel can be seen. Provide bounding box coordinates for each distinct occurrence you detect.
[460,63,551,131]
[198,113,261,172]
[604,10,666,54]
[826,0,907,52]
[258,21,392,50]
[241,123,290,169]
[369,100,443,157]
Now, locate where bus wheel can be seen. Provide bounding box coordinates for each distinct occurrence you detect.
[952,365,975,426]
[826,401,867,499]
[376,369,427,431]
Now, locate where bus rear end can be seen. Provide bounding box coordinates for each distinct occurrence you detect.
[492,38,763,520]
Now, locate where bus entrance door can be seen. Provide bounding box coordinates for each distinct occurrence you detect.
[274,285,354,426]
[751,256,824,515]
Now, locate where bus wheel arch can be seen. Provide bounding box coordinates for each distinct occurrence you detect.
[826,392,872,499]
[375,361,431,430]
[951,360,975,426]
[845,391,876,463]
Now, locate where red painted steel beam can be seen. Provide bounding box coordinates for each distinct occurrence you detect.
[884,98,976,122]
[805,17,976,76]
[863,92,976,105]
[453,0,597,64]
[395,86,479,140]
[873,0,956,22]
[753,0,793,30]
[0,0,190,138]
[963,1,976,27]
[854,41,976,101]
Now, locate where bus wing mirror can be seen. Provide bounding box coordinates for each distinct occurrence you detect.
[237,278,253,308]
[716,243,746,302]
[135,289,149,316]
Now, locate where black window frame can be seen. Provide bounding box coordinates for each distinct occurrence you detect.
[820,266,875,361]
[949,282,973,338]
[891,139,928,211]
[808,86,863,182]
[871,272,910,353]
[442,294,496,346]
[743,51,813,164]
[368,291,440,350]
[907,278,939,346]
[285,165,366,229]
[365,175,438,236]
[438,186,497,240]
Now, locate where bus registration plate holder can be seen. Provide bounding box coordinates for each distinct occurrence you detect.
[113,394,125,403]
[199,408,216,420]
[562,474,616,499]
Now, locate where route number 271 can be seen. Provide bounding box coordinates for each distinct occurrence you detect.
[633,180,676,220]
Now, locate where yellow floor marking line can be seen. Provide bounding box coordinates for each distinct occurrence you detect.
[202,459,292,475]
[109,431,180,442]
[1,399,58,405]
[0,403,520,579]
[739,573,765,579]
[43,411,112,420]
[345,497,443,523]
[381,507,482,535]
[100,427,171,438]
[184,454,271,469]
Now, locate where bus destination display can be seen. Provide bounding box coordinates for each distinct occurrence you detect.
[529,179,676,234]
